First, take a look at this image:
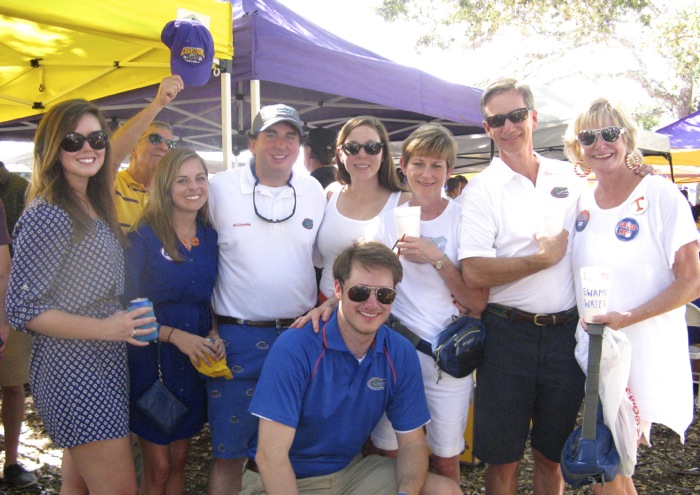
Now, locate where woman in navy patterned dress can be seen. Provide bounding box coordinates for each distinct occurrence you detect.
[123,148,221,495]
[6,99,155,494]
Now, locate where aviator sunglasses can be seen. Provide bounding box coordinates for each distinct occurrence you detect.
[344,284,397,305]
[338,141,384,156]
[577,126,626,147]
[485,107,531,128]
[60,130,109,153]
[141,133,177,151]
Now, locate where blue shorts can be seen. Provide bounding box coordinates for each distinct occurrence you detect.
[207,323,285,459]
[473,310,585,464]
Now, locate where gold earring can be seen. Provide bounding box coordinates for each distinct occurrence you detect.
[574,161,591,178]
[625,153,641,171]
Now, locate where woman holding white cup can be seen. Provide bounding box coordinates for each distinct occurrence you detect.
[565,98,700,495]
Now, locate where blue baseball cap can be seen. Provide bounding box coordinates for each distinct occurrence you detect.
[252,104,304,135]
[161,19,214,87]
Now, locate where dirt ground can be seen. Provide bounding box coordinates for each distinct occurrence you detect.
[1,388,699,494]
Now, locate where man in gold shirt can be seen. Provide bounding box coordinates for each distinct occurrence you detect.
[111,75,183,230]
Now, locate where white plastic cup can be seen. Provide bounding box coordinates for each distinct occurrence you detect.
[393,206,421,239]
[539,209,565,237]
[580,267,614,323]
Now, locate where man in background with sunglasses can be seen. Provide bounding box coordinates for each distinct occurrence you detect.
[110,75,183,230]
[243,240,461,495]
[458,78,586,495]
[207,104,326,495]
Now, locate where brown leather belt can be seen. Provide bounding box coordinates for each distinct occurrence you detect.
[217,315,296,329]
[245,458,260,473]
[486,303,578,327]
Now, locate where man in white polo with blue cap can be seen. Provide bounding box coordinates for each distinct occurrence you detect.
[206,104,326,495]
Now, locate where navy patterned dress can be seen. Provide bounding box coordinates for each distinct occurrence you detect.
[7,198,128,448]
[123,222,217,445]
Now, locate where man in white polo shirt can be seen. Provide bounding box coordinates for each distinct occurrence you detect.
[458,79,585,495]
[206,104,326,495]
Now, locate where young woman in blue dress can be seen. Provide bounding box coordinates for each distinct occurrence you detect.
[123,148,222,495]
[6,99,156,494]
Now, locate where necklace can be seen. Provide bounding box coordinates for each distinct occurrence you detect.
[182,236,200,251]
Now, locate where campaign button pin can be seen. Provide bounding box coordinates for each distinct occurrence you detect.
[576,210,590,232]
[615,217,639,241]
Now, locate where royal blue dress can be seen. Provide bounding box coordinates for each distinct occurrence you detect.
[124,221,218,445]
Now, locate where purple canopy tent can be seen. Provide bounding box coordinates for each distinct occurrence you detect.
[656,110,700,149]
[0,0,484,163]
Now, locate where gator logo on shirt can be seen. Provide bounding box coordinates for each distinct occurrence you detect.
[367,377,386,391]
[550,187,569,198]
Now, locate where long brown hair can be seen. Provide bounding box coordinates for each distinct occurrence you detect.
[30,99,121,241]
[335,116,406,192]
[135,148,210,262]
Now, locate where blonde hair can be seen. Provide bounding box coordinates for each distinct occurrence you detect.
[563,98,640,164]
[134,148,209,262]
[401,123,457,171]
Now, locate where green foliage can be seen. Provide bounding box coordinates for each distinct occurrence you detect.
[377,0,654,48]
[377,0,698,119]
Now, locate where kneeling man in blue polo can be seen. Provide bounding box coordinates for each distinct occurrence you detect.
[245,241,462,495]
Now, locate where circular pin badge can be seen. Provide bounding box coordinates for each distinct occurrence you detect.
[576,210,590,232]
[628,195,648,215]
[615,217,640,241]
[161,247,174,261]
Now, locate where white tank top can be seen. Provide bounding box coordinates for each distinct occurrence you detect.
[316,188,402,297]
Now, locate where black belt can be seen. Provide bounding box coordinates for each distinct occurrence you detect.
[217,315,296,329]
[245,458,260,473]
[486,303,578,327]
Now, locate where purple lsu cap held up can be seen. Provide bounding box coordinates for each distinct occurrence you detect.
[252,104,304,135]
[161,19,214,87]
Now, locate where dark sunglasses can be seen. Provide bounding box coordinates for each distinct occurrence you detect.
[344,284,397,305]
[577,126,626,147]
[60,130,109,153]
[141,133,177,150]
[338,141,384,156]
[485,107,531,128]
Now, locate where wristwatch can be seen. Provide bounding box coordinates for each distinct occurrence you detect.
[434,253,448,270]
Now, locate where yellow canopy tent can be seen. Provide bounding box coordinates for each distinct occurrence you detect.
[0,0,233,122]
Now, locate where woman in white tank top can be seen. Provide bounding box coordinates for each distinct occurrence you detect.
[315,117,410,299]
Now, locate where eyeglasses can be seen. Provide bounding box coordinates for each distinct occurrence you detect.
[251,164,297,223]
[141,133,177,151]
[343,284,397,305]
[60,130,109,152]
[485,107,531,128]
[338,142,384,156]
[576,126,626,147]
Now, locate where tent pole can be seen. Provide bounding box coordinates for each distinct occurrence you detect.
[251,80,261,128]
[221,67,233,171]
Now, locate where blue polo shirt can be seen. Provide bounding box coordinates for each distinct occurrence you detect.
[249,310,430,479]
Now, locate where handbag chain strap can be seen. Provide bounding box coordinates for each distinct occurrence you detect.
[156,342,165,384]
[582,323,604,440]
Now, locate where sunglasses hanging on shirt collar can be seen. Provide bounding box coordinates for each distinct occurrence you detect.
[251,164,297,223]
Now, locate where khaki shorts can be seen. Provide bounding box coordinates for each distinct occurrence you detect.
[0,329,32,387]
[240,454,396,495]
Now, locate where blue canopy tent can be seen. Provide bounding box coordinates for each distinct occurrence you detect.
[0,0,485,166]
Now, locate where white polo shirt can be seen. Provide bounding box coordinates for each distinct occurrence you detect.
[458,154,582,313]
[209,162,326,320]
